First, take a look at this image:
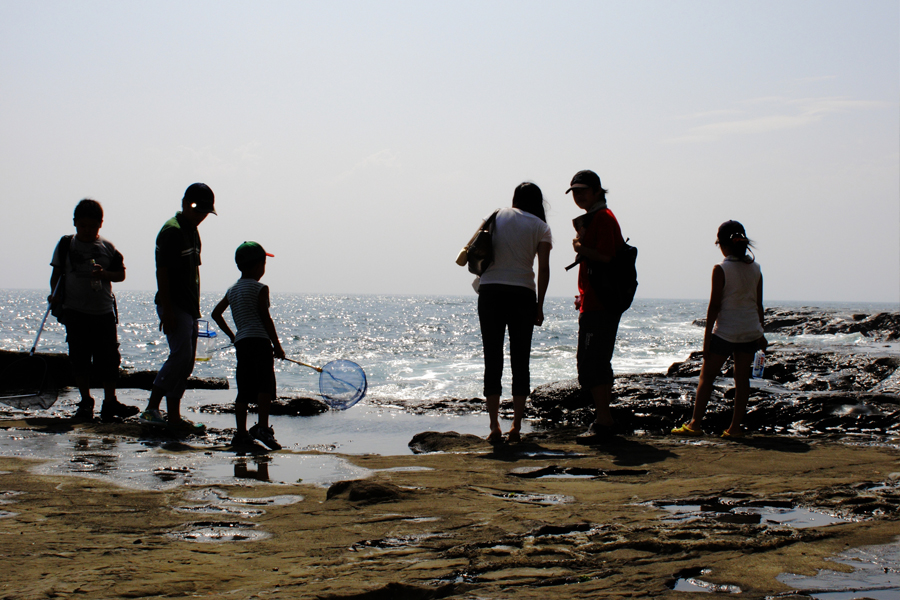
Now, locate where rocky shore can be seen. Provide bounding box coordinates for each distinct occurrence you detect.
[0,307,897,599]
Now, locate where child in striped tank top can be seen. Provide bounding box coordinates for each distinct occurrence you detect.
[212,242,285,450]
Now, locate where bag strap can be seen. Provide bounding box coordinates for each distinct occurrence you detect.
[465,210,499,249]
[57,234,74,272]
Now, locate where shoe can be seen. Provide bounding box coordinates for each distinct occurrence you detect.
[138,409,166,426]
[100,399,140,422]
[577,422,615,441]
[72,400,95,422]
[249,423,282,450]
[671,423,703,437]
[168,418,207,435]
[230,431,255,447]
[721,429,746,439]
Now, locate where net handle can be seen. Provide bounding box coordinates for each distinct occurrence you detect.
[283,357,323,373]
[30,279,62,356]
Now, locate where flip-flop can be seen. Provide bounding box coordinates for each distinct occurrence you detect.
[671,423,703,437]
[721,429,746,439]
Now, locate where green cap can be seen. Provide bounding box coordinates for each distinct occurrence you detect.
[235,241,273,267]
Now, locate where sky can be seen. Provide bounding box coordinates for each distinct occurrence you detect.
[1,0,898,303]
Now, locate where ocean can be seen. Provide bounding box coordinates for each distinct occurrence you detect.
[1,290,896,403]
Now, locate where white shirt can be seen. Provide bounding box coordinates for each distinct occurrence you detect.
[479,207,552,291]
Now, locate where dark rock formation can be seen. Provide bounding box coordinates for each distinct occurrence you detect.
[0,350,228,390]
[326,480,405,504]
[199,394,329,416]
[408,431,488,454]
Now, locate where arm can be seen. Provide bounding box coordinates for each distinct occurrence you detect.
[211,295,235,344]
[572,238,613,263]
[757,275,768,350]
[703,265,725,354]
[156,265,175,333]
[257,286,285,359]
[535,241,551,326]
[49,267,63,304]
[91,265,126,283]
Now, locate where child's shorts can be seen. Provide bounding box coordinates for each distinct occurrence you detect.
[709,334,760,357]
[235,338,276,405]
[64,309,120,381]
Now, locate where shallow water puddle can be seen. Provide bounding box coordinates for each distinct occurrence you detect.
[351,532,448,552]
[176,487,302,517]
[473,486,575,505]
[167,520,270,543]
[652,499,848,528]
[0,430,372,489]
[778,540,900,599]
[670,569,741,593]
[510,465,648,480]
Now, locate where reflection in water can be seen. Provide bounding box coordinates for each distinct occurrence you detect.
[234,457,270,482]
[70,436,120,475]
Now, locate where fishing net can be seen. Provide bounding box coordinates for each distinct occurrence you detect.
[319,360,367,410]
[0,356,58,410]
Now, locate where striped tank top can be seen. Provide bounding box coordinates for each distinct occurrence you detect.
[226,278,270,342]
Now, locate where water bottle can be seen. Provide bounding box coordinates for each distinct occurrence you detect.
[90,260,102,291]
[752,350,765,379]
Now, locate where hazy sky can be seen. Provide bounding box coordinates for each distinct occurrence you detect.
[2,1,897,303]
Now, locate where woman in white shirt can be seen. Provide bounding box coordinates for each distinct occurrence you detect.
[478,182,552,443]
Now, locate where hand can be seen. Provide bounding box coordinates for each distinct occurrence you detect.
[90,263,105,280]
[273,345,286,360]
[48,294,60,305]
[572,238,583,254]
[534,307,545,327]
[574,294,582,311]
[159,306,175,334]
[758,336,769,351]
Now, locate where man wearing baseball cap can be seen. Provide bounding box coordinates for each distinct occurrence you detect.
[568,170,626,441]
[140,183,216,434]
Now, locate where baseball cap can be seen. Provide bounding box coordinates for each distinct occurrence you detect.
[184,183,216,215]
[235,241,274,267]
[565,170,601,194]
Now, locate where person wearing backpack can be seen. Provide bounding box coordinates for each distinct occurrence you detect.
[569,170,626,442]
[49,199,138,422]
[476,182,552,444]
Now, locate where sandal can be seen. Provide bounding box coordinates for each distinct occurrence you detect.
[671,423,703,437]
[721,429,746,439]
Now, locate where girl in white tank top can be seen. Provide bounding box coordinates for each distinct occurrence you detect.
[672,221,767,439]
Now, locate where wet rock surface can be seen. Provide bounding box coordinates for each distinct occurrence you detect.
[694,307,900,341]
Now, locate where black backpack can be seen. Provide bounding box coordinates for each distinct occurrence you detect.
[565,213,638,314]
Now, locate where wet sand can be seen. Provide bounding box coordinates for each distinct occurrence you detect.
[1,416,898,599]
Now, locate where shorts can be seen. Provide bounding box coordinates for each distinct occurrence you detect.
[64,309,120,382]
[708,334,760,357]
[576,310,621,388]
[235,338,276,405]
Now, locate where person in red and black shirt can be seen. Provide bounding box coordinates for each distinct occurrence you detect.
[568,170,625,441]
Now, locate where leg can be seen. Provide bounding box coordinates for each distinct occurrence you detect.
[150,306,198,424]
[726,351,754,435]
[478,287,506,439]
[234,402,248,433]
[64,311,95,416]
[577,311,621,428]
[589,384,614,427]
[506,288,536,437]
[687,352,728,430]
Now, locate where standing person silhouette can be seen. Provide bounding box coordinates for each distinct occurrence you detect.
[569,170,626,442]
[139,183,216,435]
[672,220,766,438]
[476,182,552,443]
